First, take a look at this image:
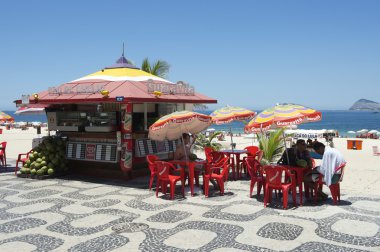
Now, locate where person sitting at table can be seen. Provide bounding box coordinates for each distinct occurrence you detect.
[277,139,312,168]
[307,139,313,148]
[304,142,346,200]
[174,133,196,161]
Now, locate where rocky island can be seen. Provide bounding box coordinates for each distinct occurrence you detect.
[349,99,380,110]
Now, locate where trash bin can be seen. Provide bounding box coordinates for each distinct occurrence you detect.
[36,125,41,135]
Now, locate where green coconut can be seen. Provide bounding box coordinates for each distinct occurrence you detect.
[296,159,308,168]
[36,169,45,176]
[189,153,198,161]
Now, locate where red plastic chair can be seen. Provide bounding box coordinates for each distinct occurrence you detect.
[15,150,33,175]
[155,161,185,200]
[246,157,266,198]
[203,156,230,197]
[0,142,7,167]
[263,165,297,209]
[238,146,260,178]
[146,155,159,190]
[240,150,263,178]
[313,163,346,205]
[204,147,214,162]
[256,150,263,162]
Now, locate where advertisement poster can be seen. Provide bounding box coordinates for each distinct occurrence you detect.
[85,144,96,160]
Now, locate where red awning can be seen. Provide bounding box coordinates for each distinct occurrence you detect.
[35,79,217,104]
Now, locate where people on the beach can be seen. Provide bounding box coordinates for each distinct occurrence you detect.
[304,142,346,200]
[277,139,312,168]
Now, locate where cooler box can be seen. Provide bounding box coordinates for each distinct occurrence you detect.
[347,140,363,150]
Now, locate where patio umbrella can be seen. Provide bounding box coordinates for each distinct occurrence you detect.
[210,106,256,149]
[149,110,212,160]
[244,103,322,163]
[15,105,46,115]
[149,111,212,141]
[0,111,14,123]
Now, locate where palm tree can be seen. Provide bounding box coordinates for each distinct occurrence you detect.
[141,58,170,79]
[194,131,223,151]
[256,128,285,165]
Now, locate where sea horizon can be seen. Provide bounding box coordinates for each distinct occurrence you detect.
[4,109,379,135]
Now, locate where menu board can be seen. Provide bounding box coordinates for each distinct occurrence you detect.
[66,142,118,163]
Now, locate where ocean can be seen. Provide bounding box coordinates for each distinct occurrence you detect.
[198,110,380,135]
[4,110,380,136]
[3,111,47,123]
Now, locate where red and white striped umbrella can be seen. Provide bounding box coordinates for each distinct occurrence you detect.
[15,105,46,115]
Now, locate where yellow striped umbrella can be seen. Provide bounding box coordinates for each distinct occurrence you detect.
[0,111,14,123]
[210,106,256,125]
[245,103,321,133]
[149,110,212,141]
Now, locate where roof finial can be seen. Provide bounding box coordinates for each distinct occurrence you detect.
[122,42,125,57]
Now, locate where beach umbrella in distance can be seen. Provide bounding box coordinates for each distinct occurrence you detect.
[210,105,256,149]
[347,131,356,134]
[368,130,379,134]
[0,111,14,124]
[357,129,369,134]
[244,103,322,163]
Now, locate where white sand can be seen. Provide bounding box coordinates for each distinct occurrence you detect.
[1,127,379,196]
[0,126,50,163]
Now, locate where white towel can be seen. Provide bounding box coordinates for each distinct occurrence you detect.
[318,147,346,186]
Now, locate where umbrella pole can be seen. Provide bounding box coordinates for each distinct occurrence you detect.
[181,134,188,162]
[230,126,234,150]
[282,130,290,166]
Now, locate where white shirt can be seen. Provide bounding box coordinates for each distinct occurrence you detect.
[318,147,346,186]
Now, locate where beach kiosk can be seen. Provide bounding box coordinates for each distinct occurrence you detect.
[24,55,217,178]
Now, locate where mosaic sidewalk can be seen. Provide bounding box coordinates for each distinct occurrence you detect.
[0,172,379,252]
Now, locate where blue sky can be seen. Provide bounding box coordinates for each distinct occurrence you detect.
[1,1,379,110]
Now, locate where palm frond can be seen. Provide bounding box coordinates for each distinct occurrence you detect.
[256,128,285,163]
[151,60,170,78]
[141,58,151,73]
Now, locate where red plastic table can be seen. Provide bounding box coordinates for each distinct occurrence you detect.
[220,149,248,180]
[276,165,311,206]
[169,160,207,197]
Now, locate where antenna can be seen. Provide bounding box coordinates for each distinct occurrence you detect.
[122,42,125,57]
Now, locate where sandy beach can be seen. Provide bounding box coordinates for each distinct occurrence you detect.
[1,126,379,197]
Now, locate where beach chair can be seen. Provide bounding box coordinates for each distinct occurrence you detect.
[372,146,380,156]
[0,142,7,167]
[246,157,265,198]
[146,155,159,190]
[263,165,297,209]
[155,161,185,200]
[313,163,347,205]
[203,156,230,197]
[15,150,33,175]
